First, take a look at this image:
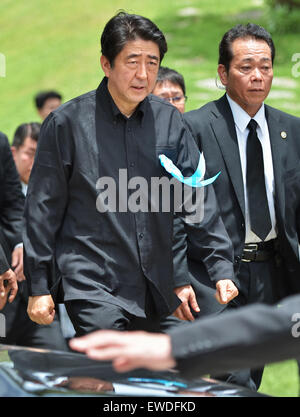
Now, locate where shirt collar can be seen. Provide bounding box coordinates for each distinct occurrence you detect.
[96,77,147,125]
[21,181,28,196]
[226,93,266,133]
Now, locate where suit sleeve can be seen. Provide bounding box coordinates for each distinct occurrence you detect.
[0,133,24,252]
[171,112,235,287]
[169,294,300,378]
[0,242,9,274]
[172,215,190,288]
[23,114,72,296]
[185,184,235,284]
[172,184,236,288]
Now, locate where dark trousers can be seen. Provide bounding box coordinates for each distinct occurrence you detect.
[213,257,280,391]
[65,299,184,338]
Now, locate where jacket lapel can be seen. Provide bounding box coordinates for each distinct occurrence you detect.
[210,95,246,217]
[265,105,286,225]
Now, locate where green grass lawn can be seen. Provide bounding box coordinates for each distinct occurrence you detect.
[259,360,299,397]
[0,351,9,362]
[1,0,299,139]
[0,0,299,397]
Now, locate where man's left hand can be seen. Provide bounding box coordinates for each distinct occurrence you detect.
[11,246,25,282]
[215,279,238,304]
[173,285,200,321]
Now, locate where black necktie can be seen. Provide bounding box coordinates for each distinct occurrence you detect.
[246,119,272,240]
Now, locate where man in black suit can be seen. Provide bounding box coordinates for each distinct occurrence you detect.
[69,293,300,378]
[0,244,18,310]
[0,132,24,282]
[181,24,300,389]
[0,124,68,350]
[0,131,21,312]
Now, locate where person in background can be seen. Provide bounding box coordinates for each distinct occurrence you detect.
[34,90,62,120]
[152,66,186,114]
[11,123,40,195]
[0,123,69,350]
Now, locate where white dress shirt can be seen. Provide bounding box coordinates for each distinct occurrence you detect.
[226,94,277,243]
[21,181,28,196]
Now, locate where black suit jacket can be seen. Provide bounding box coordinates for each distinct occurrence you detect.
[0,132,24,270]
[0,243,9,274]
[172,183,236,317]
[169,293,300,379]
[184,94,300,300]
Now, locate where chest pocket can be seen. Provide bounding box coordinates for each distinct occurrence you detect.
[155,146,177,163]
[155,146,177,178]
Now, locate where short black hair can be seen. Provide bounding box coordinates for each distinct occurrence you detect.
[219,23,275,72]
[12,122,41,148]
[101,11,167,66]
[35,91,62,109]
[156,66,186,95]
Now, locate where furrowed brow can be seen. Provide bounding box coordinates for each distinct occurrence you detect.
[126,53,159,61]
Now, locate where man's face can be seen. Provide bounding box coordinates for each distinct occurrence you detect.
[152,80,185,113]
[11,137,37,184]
[38,97,61,120]
[101,38,160,116]
[218,37,273,116]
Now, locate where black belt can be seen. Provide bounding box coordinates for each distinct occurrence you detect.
[242,239,276,262]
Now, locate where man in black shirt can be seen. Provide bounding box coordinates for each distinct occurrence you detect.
[24,12,236,336]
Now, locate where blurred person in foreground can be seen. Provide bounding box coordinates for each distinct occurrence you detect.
[70,293,300,380]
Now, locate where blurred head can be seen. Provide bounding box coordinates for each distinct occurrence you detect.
[217,24,274,116]
[100,12,167,116]
[35,91,62,120]
[11,122,41,184]
[152,66,186,113]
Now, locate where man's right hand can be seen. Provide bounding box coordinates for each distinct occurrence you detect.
[27,295,55,325]
[0,268,18,309]
[70,330,176,373]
